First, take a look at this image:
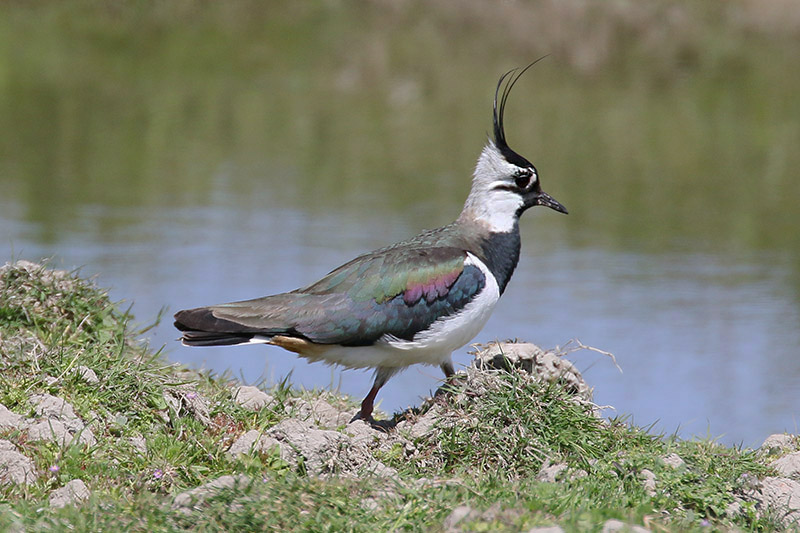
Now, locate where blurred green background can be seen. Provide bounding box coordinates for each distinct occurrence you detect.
[1,1,798,445]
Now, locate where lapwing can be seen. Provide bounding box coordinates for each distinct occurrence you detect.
[174,62,567,421]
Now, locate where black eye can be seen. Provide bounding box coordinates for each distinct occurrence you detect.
[514,170,532,189]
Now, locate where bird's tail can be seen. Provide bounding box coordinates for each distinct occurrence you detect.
[177,330,268,347]
[174,307,275,347]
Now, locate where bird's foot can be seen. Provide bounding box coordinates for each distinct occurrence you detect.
[350,410,373,424]
[349,410,395,432]
[434,371,467,398]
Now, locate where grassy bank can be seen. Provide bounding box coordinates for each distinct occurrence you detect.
[0,261,796,532]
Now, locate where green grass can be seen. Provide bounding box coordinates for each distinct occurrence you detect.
[0,261,790,532]
[385,370,776,531]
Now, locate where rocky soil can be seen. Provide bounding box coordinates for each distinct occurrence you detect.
[1,260,799,531]
[1,339,798,528]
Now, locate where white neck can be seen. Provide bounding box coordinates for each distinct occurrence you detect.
[459,142,523,233]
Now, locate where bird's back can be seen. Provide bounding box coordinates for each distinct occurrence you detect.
[174,222,489,348]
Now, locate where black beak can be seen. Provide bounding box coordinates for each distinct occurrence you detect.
[534,191,568,214]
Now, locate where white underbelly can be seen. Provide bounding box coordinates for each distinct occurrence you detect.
[300,253,500,370]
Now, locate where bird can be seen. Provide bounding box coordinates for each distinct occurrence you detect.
[173,62,567,421]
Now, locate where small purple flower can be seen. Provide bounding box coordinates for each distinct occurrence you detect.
[701,519,710,527]
[185,392,197,400]
[49,464,59,473]
[153,469,164,479]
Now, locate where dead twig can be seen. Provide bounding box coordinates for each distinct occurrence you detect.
[559,338,623,374]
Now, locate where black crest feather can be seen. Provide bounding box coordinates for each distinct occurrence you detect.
[492,57,548,169]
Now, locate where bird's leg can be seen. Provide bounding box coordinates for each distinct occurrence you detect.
[441,359,463,387]
[435,358,463,400]
[353,367,396,422]
[359,385,380,421]
[440,360,455,380]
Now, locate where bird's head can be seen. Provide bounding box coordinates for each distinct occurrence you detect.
[462,61,567,232]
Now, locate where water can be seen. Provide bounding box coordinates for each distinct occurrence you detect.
[2,2,799,447]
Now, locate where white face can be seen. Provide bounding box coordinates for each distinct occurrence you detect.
[461,142,539,232]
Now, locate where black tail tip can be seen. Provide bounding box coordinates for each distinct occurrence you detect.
[178,330,257,347]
